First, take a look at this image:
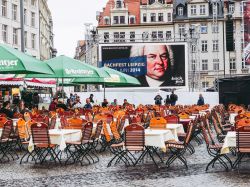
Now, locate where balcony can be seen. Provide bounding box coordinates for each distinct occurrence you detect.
[241,68,249,74]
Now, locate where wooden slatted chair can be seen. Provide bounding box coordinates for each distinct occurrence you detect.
[165,121,194,169]
[200,123,232,171]
[233,125,250,169]
[65,122,94,165]
[31,122,61,165]
[164,115,179,124]
[66,117,87,129]
[149,117,166,129]
[0,117,8,128]
[0,120,18,162]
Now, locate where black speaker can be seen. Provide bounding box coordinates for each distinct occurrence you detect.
[226,20,234,51]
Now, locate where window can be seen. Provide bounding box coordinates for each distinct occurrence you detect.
[158,0,165,4]
[213,4,218,16]
[202,82,209,89]
[24,31,27,47]
[120,32,125,42]
[114,32,119,42]
[190,5,197,15]
[13,28,18,45]
[104,32,109,43]
[130,31,135,42]
[212,40,219,51]
[213,61,219,71]
[158,13,163,22]
[212,24,219,33]
[149,0,155,5]
[201,40,208,52]
[104,17,110,25]
[31,12,35,27]
[150,13,156,22]
[24,9,27,25]
[178,24,185,35]
[2,24,8,42]
[167,13,172,22]
[1,0,7,17]
[191,44,196,53]
[113,16,119,24]
[202,59,208,70]
[166,31,171,40]
[120,16,125,24]
[191,60,196,71]
[200,5,206,15]
[230,58,236,70]
[158,31,163,41]
[229,3,235,14]
[200,23,207,33]
[116,0,122,8]
[31,33,36,49]
[130,16,135,24]
[242,58,246,69]
[12,4,17,21]
[178,7,183,16]
[31,0,36,6]
[142,32,149,41]
[143,13,147,22]
[151,31,157,41]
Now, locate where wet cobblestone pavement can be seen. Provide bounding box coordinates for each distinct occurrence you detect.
[0,143,250,187]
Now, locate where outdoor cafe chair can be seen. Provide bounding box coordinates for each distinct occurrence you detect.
[164,114,179,124]
[200,124,232,171]
[149,117,166,129]
[0,116,8,128]
[165,121,194,169]
[233,125,250,169]
[65,122,94,165]
[65,117,87,129]
[0,120,18,162]
[91,120,103,151]
[31,122,61,165]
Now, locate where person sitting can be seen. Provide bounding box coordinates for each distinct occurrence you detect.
[13,100,29,114]
[83,98,92,109]
[57,98,68,110]
[102,99,109,108]
[49,98,58,111]
[0,101,13,118]
[66,98,73,109]
[111,99,118,106]
[123,99,129,108]
[72,98,82,109]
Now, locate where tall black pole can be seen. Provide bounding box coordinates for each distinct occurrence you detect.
[223,20,226,77]
[20,0,25,52]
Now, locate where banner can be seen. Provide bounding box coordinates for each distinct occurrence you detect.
[99,43,187,88]
[243,1,250,65]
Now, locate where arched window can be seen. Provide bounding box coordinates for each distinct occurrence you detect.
[116,0,122,8]
[158,0,165,4]
[149,0,155,5]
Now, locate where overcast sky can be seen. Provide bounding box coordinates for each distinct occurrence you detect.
[47,0,107,57]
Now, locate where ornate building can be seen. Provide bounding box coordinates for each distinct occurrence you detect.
[96,0,249,91]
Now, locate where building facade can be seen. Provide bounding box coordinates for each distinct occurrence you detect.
[96,0,249,91]
[0,0,55,60]
[39,0,56,60]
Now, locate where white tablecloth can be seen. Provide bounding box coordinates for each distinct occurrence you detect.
[28,129,81,152]
[145,129,175,151]
[221,131,236,154]
[166,124,185,141]
[229,113,238,124]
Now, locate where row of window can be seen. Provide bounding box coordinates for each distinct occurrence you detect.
[177,3,236,16]
[103,31,172,43]
[1,1,36,27]
[191,58,237,71]
[1,25,36,49]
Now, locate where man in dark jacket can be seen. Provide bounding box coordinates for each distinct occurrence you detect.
[154,93,163,105]
[170,91,178,106]
[0,101,13,118]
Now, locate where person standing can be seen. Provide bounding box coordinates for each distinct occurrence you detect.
[154,93,163,105]
[164,95,171,105]
[197,94,205,106]
[170,91,178,106]
[89,94,94,104]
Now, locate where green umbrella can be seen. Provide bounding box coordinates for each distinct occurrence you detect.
[25,55,108,78]
[58,78,80,86]
[0,44,54,74]
[72,66,141,98]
